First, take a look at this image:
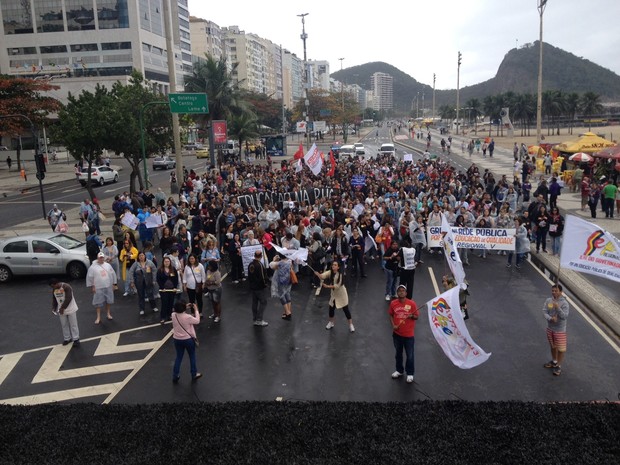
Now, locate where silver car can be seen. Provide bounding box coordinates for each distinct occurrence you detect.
[0,233,91,283]
[152,155,176,170]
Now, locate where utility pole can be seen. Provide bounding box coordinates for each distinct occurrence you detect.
[163,0,183,185]
[298,13,310,150]
[432,73,436,120]
[280,45,287,138]
[536,0,548,145]
[456,51,462,136]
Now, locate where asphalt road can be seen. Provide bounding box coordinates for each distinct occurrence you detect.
[0,246,618,405]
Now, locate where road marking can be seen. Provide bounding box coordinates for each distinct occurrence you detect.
[61,187,82,193]
[0,323,172,405]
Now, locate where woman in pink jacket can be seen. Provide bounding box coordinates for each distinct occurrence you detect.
[171,300,202,383]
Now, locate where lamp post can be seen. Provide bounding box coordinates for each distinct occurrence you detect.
[298,13,310,149]
[432,73,436,120]
[339,57,345,111]
[536,0,548,145]
[416,92,419,118]
[422,92,425,118]
[456,51,462,136]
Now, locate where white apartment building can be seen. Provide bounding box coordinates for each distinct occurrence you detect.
[309,60,329,91]
[189,17,224,62]
[370,72,393,111]
[0,0,191,103]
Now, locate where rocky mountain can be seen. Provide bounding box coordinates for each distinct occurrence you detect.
[332,41,620,113]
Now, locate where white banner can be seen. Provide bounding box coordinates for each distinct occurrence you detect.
[559,215,620,283]
[121,212,139,230]
[145,215,163,229]
[303,143,323,176]
[296,121,307,133]
[427,226,516,251]
[313,121,327,132]
[240,244,265,276]
[441,214,466,285]
[271,243,309,264]
[403,153,413,162]
[427,286,491,369]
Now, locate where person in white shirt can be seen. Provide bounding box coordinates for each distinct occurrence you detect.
[243,230,261,246]
[50,279,80,347]
[183,254,207,317]
[86,252,118,324]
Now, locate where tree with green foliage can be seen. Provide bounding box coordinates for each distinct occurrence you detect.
[464,98,482,134]
[580,92,604,131]
[185,55,247,165]
[229,112,259,157]
[438,105,455,123]
[0,76,61,170]
[511,93,536,136]
[105,72,172,192]
[53,85,113,200]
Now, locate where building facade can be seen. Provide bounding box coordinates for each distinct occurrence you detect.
[370,72,393,111]
[0,0,190,101]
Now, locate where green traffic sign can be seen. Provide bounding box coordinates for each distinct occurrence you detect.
[168,93,209,114]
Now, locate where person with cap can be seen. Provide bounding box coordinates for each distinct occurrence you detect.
[388,284,419,383]
[49,278,80,347]
[85,252,118,324]
[47,204,65,232]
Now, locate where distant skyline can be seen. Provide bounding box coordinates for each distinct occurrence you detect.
[188,0,620,90]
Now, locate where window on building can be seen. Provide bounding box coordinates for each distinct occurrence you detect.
[71,43,98,52]
[40,45,68,54]
[2,2,34,34]
[66,0,95,30]
[8,47,37,56]
[98,0,129,29]
[34,0,64,33]
[102,42,132,51]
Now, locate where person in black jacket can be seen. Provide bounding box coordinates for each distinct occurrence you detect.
[348,228,366,278]
[247,249,269,326]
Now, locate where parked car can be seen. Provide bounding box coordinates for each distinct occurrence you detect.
[77,166,119,186]
[152,155,176,170]
[0,145,8,151]
[195,148,210,159]
[354,142,365,156]
[0,233,91,283]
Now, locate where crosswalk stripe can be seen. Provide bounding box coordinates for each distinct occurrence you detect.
[0,353,23,386]
[2,383,121,405]
[94,333,160,356]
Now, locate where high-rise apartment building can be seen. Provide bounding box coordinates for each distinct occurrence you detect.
[370,72,393,111]
[189,17,224,62]
[0,0,191,102]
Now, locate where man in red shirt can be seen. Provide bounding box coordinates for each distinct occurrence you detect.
[388,284,419,383]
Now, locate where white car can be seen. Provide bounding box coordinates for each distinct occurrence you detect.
[0,233,91,283]
[354,143,365,156]
[78,166,119,186]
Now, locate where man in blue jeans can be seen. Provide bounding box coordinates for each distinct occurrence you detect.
[383,241,400,301]
[388,285,419,383]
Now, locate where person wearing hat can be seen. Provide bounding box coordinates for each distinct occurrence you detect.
[388,284,419,383]
[47,204,65,232]
[86,252,118,324]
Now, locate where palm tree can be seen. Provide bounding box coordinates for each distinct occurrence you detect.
[229,112,259,156]
[438,104,455,122]
[512,93,535,136]
[185,55,247,165]
[565,93,580,135]
[580,92,604,132]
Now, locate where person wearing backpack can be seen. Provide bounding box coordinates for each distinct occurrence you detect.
[85,230,102,263]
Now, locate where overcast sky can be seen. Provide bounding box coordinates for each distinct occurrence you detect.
[187,0,620,90]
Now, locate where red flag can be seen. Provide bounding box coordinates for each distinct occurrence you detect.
[327,150,336,176]
[293,143,304,160]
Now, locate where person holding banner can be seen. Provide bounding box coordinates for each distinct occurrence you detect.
[388,285,419,383]
[542,284,570,376]
[507,218,529,269]
[315,260,355,333]
[397,239,417,300]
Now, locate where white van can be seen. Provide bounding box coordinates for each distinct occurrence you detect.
[225,140,240,156]
[338,144,355,159]
[379,143,396,157]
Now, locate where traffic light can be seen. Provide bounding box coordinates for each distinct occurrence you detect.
[34,152,46,174]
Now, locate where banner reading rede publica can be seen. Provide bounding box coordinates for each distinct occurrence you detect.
[427,226,516,251]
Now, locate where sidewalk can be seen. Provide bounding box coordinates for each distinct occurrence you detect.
[401,128,620,336]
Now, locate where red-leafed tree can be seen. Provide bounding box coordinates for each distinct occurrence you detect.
[0,76,61,169]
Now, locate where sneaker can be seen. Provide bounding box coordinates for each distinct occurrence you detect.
[62,340,71,346]
[144,297,149,302]
[325,321,335,330]
[385,295,391,301]
[516,265,521,269]
[406,375,414,383]
[139,310,145,316]
[233,280,239,284]
[552,366,562,376]
[123,291,129,297]
[214,316,220,323]
[428,250,434,255]
[172,376,180,384]
[391,371,403,379]
[208,314,215,319]
[417,259,424,264]
[192,373,203,381]
[543,360,558,368]
[349,324,355,333]
[254,320,268,326]
[152,307,158,313]
[506,264,511,268]
[72,340,80,348]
